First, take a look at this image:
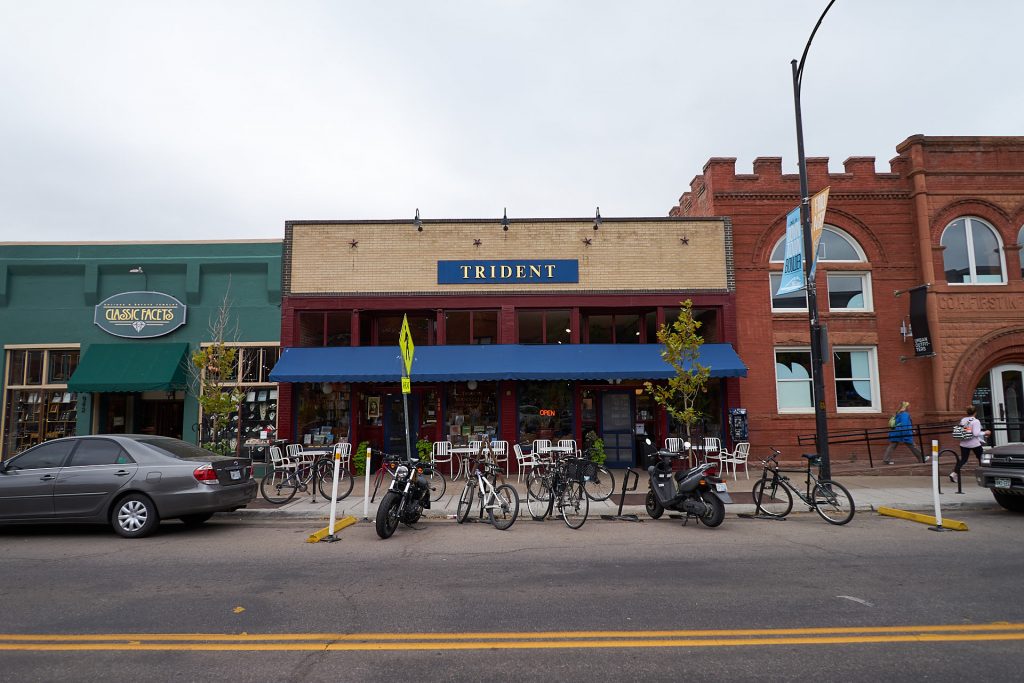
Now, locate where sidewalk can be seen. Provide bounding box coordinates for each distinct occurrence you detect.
[238,470,998,521]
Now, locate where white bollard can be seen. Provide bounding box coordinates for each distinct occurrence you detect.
[363,447,372,520]
[328,445,341,536]
[930,439,943,530]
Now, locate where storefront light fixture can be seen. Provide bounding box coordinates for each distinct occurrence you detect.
[501,208,510,232]
[467,380,478,390]
[414,208,422,232]
[593,207,602,231]
[321,382,334,394]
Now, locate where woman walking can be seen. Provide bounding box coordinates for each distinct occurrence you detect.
[883,401,924,465]
[952,405,990,483]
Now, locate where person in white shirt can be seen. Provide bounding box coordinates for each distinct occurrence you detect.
[952,405,990,483]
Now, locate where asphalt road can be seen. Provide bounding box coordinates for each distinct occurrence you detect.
[1,508,1022,682]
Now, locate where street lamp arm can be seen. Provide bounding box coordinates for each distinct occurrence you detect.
[795,0,838,92]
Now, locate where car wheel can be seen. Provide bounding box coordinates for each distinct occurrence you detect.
[112,494,160,538]
[180,513,214,527]
[993,491,1024,513]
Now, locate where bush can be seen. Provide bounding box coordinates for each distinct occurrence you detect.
[353,441,370,476]
[416,438,432,462]
[585,430,606,466]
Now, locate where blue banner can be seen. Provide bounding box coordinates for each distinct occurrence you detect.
[776,208,805,296]
[438,260,579,284]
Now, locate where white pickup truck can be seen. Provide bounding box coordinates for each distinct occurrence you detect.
[976,444,1024,513]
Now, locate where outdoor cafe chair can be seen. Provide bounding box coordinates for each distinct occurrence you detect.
[514,443,541,483]
[431,441,456,479]
[719,442,751,479]
[665,437,684,453]
[491,440,509,474]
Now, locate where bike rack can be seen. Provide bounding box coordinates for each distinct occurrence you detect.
[600,468,642,522]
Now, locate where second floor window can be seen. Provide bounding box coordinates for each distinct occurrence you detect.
[942,216,1005,285]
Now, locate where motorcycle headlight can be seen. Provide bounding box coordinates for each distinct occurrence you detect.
[395,465,409,480]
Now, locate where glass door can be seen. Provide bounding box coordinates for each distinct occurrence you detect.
[990,364,1024,446]
[384,394,419,457]
[601,391,635,467]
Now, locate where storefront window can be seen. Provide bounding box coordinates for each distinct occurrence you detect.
[2,348,79,458]
[445,381,498,445]
[298,312,324,346]
[445,310,498,345]
[664,307,719,343]
[296,383,351,447]
[326,312,352,346]
[518,381,573,443]
[199,344,279,459]
[517,310,570,344]
[363,313,435,346]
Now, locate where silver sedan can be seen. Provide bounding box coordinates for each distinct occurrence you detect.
[0,435,257,538]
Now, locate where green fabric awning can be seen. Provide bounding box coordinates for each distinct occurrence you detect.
[67,342,190,393]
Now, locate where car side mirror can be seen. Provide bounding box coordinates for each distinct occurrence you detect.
[0,460,8,473]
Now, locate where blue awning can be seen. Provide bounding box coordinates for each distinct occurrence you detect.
[269,344,746,383]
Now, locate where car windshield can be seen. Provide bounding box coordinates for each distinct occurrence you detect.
[134,437,219,461]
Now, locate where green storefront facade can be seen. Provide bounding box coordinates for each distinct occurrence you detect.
[0,241,281,459]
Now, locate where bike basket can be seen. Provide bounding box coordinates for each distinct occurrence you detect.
[565,459,597,483]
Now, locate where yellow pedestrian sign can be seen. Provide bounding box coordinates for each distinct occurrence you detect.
[399,314,415,376]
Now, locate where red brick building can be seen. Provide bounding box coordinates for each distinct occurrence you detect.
[672,136,1024,458]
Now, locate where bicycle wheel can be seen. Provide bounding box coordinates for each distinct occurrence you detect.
[488,484,519,531]
[428,470,446,502]
[526,469,550,502]
[317,461,354,501]
[456,483,474,524]
[370,467,387,503]
[260,469,298,505]
[751,477,793,518]
[812,480,855,525]
[584,465,615,502]
[560,481,589,529]
[526,478,553,521]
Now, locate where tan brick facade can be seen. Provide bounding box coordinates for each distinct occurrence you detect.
[287,218,731,295]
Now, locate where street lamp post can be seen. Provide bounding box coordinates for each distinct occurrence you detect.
[791,0,836,480]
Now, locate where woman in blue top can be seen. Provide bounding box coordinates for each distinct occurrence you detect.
[883,401,924,464]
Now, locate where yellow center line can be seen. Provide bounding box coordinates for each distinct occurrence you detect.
[0,623,1022,651]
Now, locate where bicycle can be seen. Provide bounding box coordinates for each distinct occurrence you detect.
[456,456,519,530]
[751,448,855,525]
[316,445,355,502]
[581,452,615,502]
[260,450,337,505]
[526,455,591,529]
[371,451,446,503]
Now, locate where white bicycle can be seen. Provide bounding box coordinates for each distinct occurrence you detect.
[456,457,519,530]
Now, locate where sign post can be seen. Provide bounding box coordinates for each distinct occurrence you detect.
[398,315,416,463]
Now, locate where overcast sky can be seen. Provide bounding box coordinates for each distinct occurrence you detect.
[1,1,1020,242]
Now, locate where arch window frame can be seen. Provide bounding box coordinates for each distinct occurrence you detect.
[940,216,1006,286]
[769,225,870,313]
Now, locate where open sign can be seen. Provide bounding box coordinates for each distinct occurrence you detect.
[538,409,557,417]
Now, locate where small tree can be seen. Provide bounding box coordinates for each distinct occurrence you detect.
[187,291,246,455]
[644,300,711,449]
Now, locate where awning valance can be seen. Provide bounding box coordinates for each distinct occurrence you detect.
[268,343,746,384]
[67,342,190,393]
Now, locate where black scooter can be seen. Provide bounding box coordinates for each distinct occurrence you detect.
[644,441,731,527]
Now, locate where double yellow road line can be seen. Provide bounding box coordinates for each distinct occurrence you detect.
[2,623,1023,651]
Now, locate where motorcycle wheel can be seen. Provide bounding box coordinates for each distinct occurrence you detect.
[698,492,725,528]
[645,489,664,519]
[375,492,401,539]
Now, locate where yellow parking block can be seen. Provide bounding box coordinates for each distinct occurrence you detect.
[877,507,968,531]
[306,516,357,543]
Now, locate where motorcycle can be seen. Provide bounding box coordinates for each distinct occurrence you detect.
[644,440,731,527]
[375,454,435,539]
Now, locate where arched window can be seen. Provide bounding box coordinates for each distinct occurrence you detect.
[769,226,871,312]
[941,217,1005,284]
[1018,226,1024,279]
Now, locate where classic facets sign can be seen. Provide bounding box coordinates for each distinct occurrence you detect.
[94,291,187,338]
[437,260,579,284]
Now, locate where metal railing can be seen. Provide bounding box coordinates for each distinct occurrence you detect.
[797,419,1023,468]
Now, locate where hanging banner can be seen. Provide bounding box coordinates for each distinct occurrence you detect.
[909,285,934,357]
[776,207,805,296]
[808,186,830,279]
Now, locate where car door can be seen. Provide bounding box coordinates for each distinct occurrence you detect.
[52,438,138,519]
[0,440,76,521]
